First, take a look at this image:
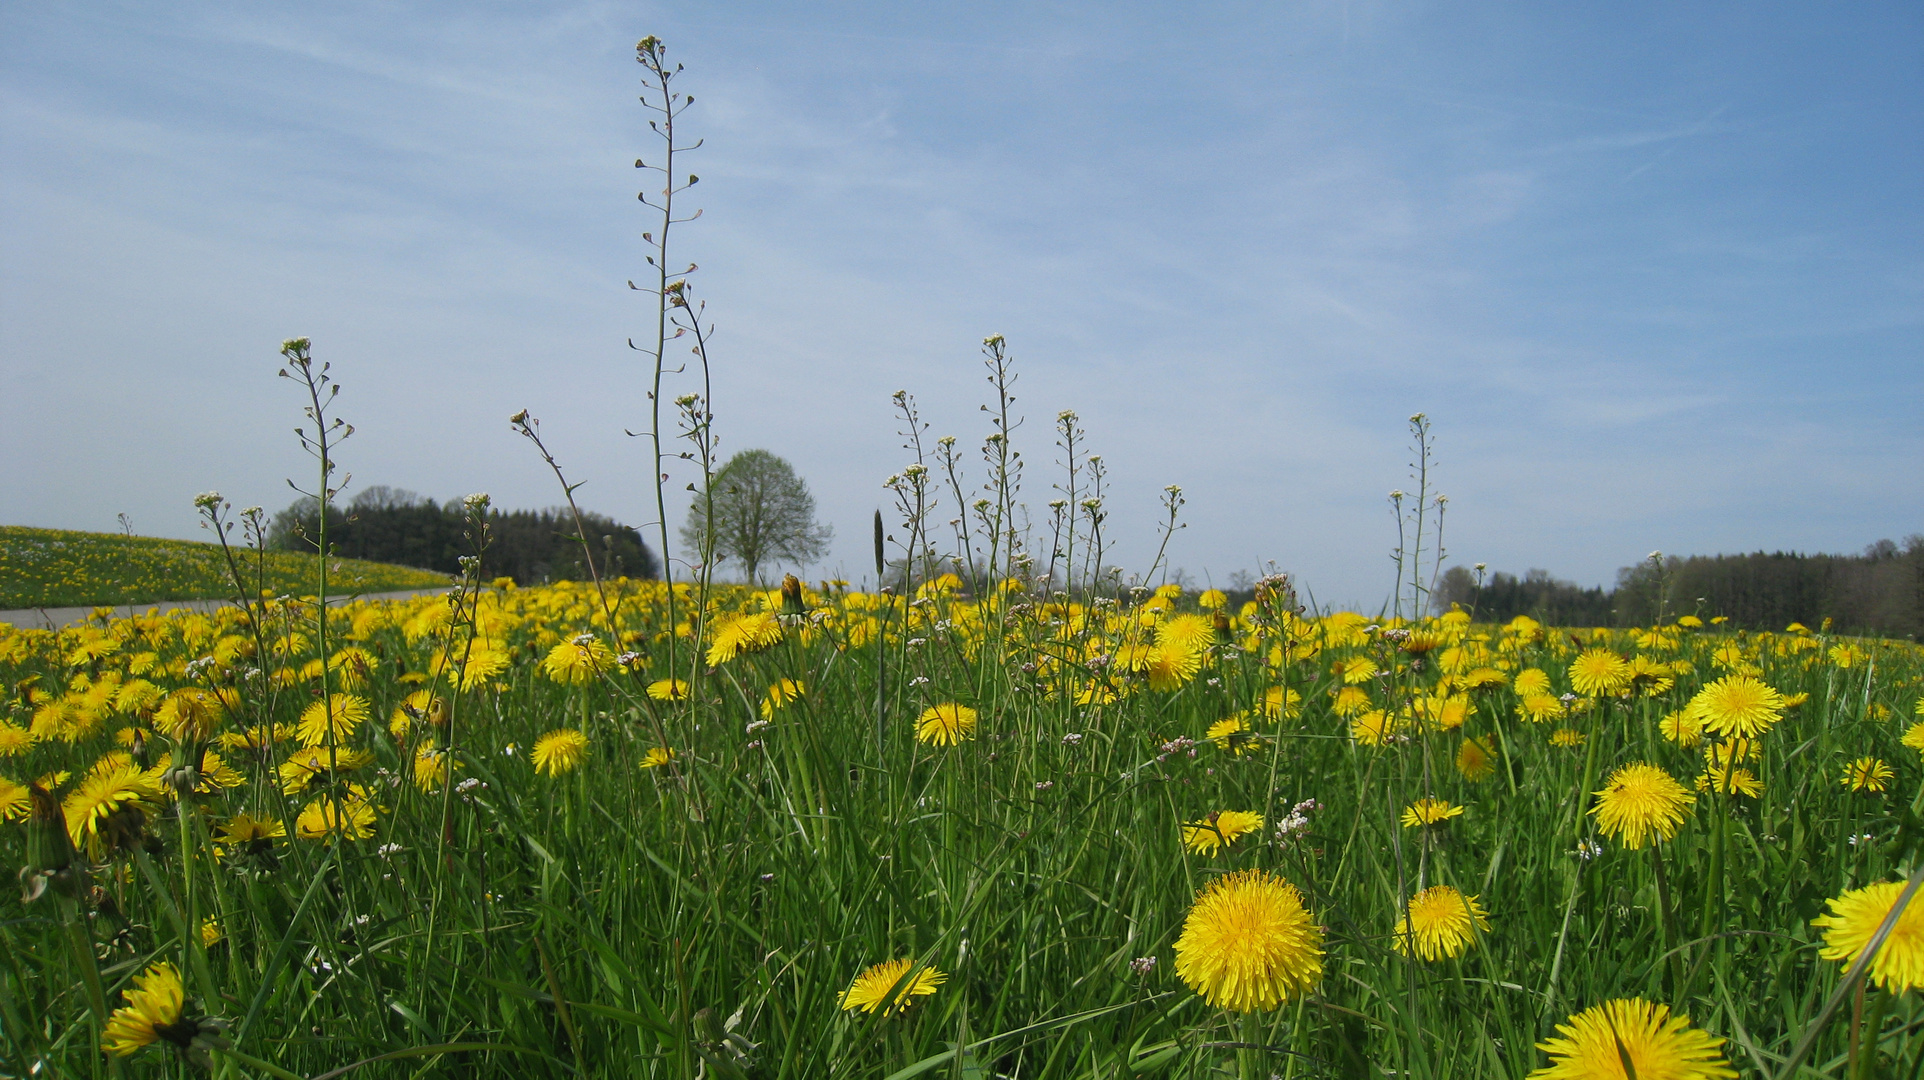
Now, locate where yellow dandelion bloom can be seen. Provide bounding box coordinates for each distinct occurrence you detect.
[1902,721,1924,756]
[640,746,677,770]
[0,722,32,757]
[1206,716,1259,755]
[1843,756,1895,793]
[647,678,690,702]
[62,761,159,855]
[1698,766,1763,799]
[1182,810,1264,854]
[1519,694,1566,723]
[1336,657,1379,685]
[217,813,285,847]
[1198,588,1229,610]
[295,788,378,842]
[1530,998,1734,1080]
[1350,709,1399,747]
[1591,763,1694,849]
[705,613,783,665]
[1550,728,1586,748]
[200,916,223,948]
[1813,880,1924,991]
[1456,737,1496,782]
[296,694,371,748]
[101,961,186,1057]
[0,777,28,822]
[916,703,978,746]
[1144,641,1203,692]
[277,747,374,793]
[1259,685,1303,719]
[1401,798,1465,828]
[838,958,946,1015]
[761,678,806,719]
[1173,868,1323,1012]
[1687,675,1785,739]
[532,729,591,777]
[541,637,615,685]
[1331,685,1371,717]
[1157,613,1215,656]
[1392,885,1489,961]
[1660,710,1704,748]
[1513,668,1552,697]
[1567,649,1632,697]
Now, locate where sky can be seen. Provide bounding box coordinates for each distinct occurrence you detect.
[2,1,1919,609]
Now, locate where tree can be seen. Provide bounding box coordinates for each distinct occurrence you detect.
[682,449,833,584]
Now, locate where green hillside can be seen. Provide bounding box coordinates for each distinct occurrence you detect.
[0,526,448,608]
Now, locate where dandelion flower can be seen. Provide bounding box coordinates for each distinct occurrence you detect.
[0,722,35,757]
[838,958,946,1015]
[1157,614,1215,656]
[1590,763,1694,849]
[647,678,690,702]
[295,787,378,842]
[1567,650,1632,698]
[640,746,677,770]
[217,813,285,848]
[1697,766,1762,799]
[1331,686,1372,717]
[1687,675,1785,739]
[1401,798,1465,828]
[1260,685,1302,719]
[1843,756,1895,793]
[0,777,28,822]
[1350,709,1399,747]
[1898,722,1924,757]
[1145,642,1203,692]
[1392,886,1489,961]
[101,962,188,1057]
[916,703,978,746]
[532,729,590,776]
[1813,880,1924,991]
[62,761,159,855]
[705,613,782,665]
[1659,710,1704,748]
[1182,810,1264,854]
[1550,728,1586,748]
[200,917,222,948]
[277,747,374,793]
[761,678,806,719]
[1172,868,1323,1012]
[1206,716,1258,755]
[1519,695,1565,723]
[541,638,614,685]
[295,695,371,748]
[1455,737,1495,782]
[1514,668,1552,697]
[1530,998,1734,1080]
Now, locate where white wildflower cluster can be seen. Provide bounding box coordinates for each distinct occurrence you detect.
[571,632,597,646]
[1060,732,1084,746]
[1574,838,1605,861]
[1157,736,1197,761]
[1129,956,1157,975]
[1273,799,1321,849]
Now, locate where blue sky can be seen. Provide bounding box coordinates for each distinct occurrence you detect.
[2,2,1918,607]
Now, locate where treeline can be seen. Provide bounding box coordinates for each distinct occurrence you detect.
[1434,535,1924,638]
[270,487,658,584]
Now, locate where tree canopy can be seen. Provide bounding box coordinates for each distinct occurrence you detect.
[681,449,832,584]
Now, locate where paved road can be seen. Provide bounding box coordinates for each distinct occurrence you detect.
[0,589,449,630]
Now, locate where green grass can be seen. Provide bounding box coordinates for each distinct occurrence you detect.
[0,525,448,608]
[4,580,1923,1078]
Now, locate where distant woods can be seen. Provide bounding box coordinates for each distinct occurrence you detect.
[1434,535,1924,638]
[270,487,658,584]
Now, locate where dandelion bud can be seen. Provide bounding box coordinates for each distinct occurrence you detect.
[780,574,806,616]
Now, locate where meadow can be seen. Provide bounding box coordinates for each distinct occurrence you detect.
[3,564,1922,1079]
[6,35,1923,1080]
[0,527,446,610]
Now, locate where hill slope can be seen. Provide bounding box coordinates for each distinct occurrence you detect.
[0,526,447,608]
